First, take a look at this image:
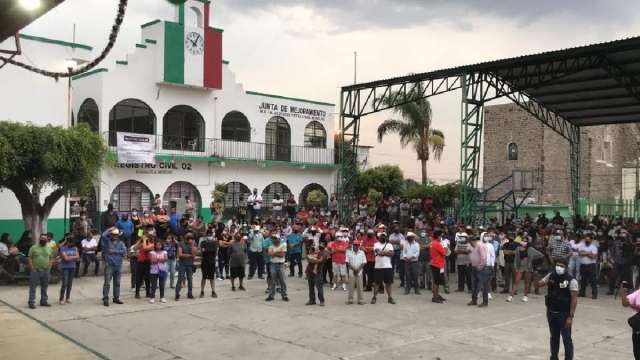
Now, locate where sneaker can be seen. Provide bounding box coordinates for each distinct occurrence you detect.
[467,300,477,306]
[265,297,274,301]
[522,296,528,302]
[102,301,109,307]
[160,298,166,303]
[319,302,325,306]
[342,284,347,291]
[388,297,396,305]
[282,297,289,302]
[305,301,317,306]
[40,302,51,307]
[150,298,155,304]
[175,296,180,301]
[199,292,204,298]
[478,302,488,308]
[217,277,224,281]
[346,300,354,305]
[113,299,123,304]
[371,297,377,304]
[437,295,447,301]
[239,286,246,291]
[331,284,337,291]
[432,297,443,304]
[212,291,218,298]
[488,293,492,300]
[131,288,136,292]
[506,296,513,302]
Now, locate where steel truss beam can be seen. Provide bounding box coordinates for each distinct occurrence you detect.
[494,55,602,88]
[600,55,640,104]
[341,76,463,118]
[485,73,579,143]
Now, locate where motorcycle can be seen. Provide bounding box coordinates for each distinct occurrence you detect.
[0,253,62,285]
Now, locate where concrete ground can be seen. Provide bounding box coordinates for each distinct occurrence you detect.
[0,270,634,360]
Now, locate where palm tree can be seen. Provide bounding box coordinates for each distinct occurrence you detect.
[376,83,445,185]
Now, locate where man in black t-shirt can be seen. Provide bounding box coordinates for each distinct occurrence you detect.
[286,194,297,221]
[501,233,519,294]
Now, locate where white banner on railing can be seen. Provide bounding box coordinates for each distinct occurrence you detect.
[116,132,155,164]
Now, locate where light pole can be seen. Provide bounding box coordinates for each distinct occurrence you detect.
[64,59,76,232]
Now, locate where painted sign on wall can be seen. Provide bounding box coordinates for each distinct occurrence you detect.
[116,132,156,164]
[259,102,327,121]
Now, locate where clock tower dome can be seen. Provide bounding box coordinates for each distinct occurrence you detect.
[160,0,223,89]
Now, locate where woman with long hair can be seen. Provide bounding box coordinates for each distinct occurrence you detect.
[149,239,168,303]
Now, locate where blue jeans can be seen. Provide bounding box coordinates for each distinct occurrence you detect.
[176,265,193,297]
[307,272,324,303]
[547,311,573,360]
[392,250,401,272]
[28,269,50,305]
[167,259,176,287]
[579,263,597,297]
[268,263,287,298]
[568,255,580,282]
[150,273,167,299]
[59,268,75,301]
[82,253,100,276]
[471,266,488,303]
[102,264,122,302]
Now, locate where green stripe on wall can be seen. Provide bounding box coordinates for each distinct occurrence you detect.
[0,218,65,242]
[164,22,184,84]
[178,4,185,25]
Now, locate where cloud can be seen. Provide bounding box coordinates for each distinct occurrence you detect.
[219,0,638,32]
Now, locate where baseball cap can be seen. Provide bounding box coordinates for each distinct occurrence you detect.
[353,240,361,246]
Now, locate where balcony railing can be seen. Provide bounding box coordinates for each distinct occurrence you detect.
[104,132,336,165]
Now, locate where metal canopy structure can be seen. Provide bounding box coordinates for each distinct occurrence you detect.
[338,36,640,225]
[0,0,66,45]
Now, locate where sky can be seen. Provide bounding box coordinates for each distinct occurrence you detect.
[19,0,640,184]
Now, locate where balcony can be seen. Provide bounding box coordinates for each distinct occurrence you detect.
[104,132,336,166]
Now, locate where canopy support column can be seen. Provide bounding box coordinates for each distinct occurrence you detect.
[337,99,360,224]
[570,129,581,217]
[460,73,486,226]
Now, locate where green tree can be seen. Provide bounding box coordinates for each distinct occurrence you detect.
[211,182,228,215]
[355,165,404,198]
[376,82,445,185]
[0,122,108,237]
[307,190,327,208]
[403,180,462,210]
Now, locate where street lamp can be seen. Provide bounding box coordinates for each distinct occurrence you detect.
[64,59,77,233]
[19,0,40,10]
[65,59,77,128]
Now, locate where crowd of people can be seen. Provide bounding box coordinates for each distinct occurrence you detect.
[4,192,640,359]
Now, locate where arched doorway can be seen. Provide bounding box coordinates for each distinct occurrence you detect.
[299,183,329,211]
[163,181,201,216]
[108,98,156,146]
[261,182,292,216]
[162,105,205,152]
[304,121,327,148]
[265,116,291,161]
[77,98,99,132]
[221,111,251,142]
[110,180,153,213]
[224,182,251,220]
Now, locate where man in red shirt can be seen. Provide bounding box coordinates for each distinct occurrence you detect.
[430,230,447,303]
[361,229,377,292]
[330,231,349,291]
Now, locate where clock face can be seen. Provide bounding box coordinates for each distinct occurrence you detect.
[185,32,203,55]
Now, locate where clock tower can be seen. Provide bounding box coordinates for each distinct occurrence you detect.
[160,0,223,89]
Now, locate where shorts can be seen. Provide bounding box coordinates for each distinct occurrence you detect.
[374,268,394,285]
[431,265,445,286]
[230,266,245,279]
[201,261,216,280]
[332,263,347,276]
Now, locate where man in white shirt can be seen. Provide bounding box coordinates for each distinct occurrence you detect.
[346,240,367,305]
[81,232,100,277]
[371,233,396,305]
[402,232,421,295]
[266,234,289,302]
[247,188,263,224]
[577,234,599,299]
[481,231,496,300]
[272,193,284,218]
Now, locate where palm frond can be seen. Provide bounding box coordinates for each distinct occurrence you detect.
[428,128,445,161]
[376,119,407,144]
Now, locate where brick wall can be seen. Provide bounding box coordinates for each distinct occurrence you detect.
[483,103,640,204]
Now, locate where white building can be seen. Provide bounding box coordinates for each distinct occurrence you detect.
[0,0,337,239]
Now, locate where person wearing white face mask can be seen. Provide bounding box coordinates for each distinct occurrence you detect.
[533,258,578,360]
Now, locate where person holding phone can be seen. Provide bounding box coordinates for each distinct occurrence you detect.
[620,281,640,358]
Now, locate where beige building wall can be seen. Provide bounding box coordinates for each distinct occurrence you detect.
[483,103,640,204]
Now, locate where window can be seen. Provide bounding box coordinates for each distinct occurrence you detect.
[265,116,291,161]
[304,121,326,148]
[224,182,251,219]
[162,105,205,151]
[513,171,534,191]
[110,180,153,212]
[162,181,199,211]
[221,111,251,142]
[299,183,329,210]
[77,98,99,132]
[261,182,292,216]
[108,99,156,146]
